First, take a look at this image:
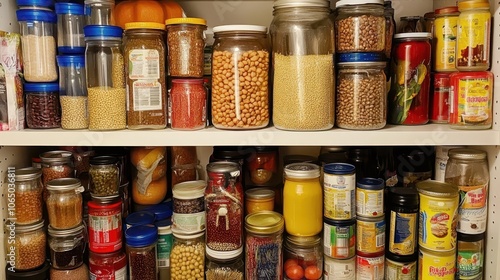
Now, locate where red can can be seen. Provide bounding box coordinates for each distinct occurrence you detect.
[389,32,432,125]
[89,250,127,280]
[88,197,123,253]
[430,73,452,123]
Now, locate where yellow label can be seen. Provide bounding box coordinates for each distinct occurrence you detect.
[324,174,355,220]
[434,16,457,71]
[456,78,491,123]
[389,211,417,255]
[418,249,456,280]
[418,194,458,251]
[356,219,385,254]
[456,12,490,66]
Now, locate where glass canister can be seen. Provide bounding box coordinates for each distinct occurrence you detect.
[16,9,58,82]
[389,32,432,125]
[55,3,85,54]
[246,146,279,186]
[24,82,61,129]
[5,220,46,271]
[124,22,167,129]
[283,163,323,236]
[89,250,127,280]
[84,0,115,25]
[457,232,484,279]
[205,162,244,251]
[170,78,207,130]
[84,25,126,130]
[48,223,86,270]
[434,6,459,72]
[205,247,244,280]
[89,155,120,197]
[40,150,75,199]
[245,188,275,215]
[50,263,90,279]
[336,53,387,130]
[125,225,158,280]
[165,18,207,78]
[211,25,270,129]
[170,231,206,280]
[46,178,84,229]
[270,0,335,131]
[57,55,88,129]
[283,235,323,280]
[13,167,43,225]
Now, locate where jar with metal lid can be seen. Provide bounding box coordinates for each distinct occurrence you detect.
[170,231,205,280]
[445,148,488,234]
[55,3,85,54]
[170,78,207,130]
[48,223,86,270]
[84,0,115,25]
[283,235,323,280]
[125,225,158,280]
[5,261,50,280]
[13,167,43,225]
[89,250,127,279]
[5,220,46,271]
[172,180,206,234]
[270,0,335,131]
[457,232,484,279]
[46,178,84,229]
[434,6,459,72]
[124,22,167,129]
[24,82,61,129]
[335,0,386,53]
[84,25,126,130]
[283,163,322,236]
[387,187,419,256]
[245,211,284,280]
[205,247,244,280]
[165,18,207,78]
[336,53,387,130]
[245,188,275,215]
[88,195,123,253]
[89,155,120,197]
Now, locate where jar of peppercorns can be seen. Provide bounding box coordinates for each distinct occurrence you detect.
[89,155,120,197]
[40,150,75,200]
[48,223,86,270]
[170,231,205,280]
[125,225,158,280]
[46,178,84,230]
[13,167,43,225]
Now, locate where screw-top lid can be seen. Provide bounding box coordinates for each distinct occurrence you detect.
[323,163,355,175]
[435,6,459,15]
[46,178,83,192]
[55,2,84,15]
[13,219,45,233]
[90,155,119,165]
[336,0,384,8]
[172,180,206,199]
[126,211,156,227]
[213,25,267,33]
[207,162,241,176]
[386,251,418,263]
[246,188,275,200]
[172,231,205,240]
[324,217,356,226]
[15,167,42,181]
[387,186,419,207]
[48,222,85,237]
[141,200,173,221]
[40,150,73,163]
[56,55,85,67]
[17,0,53,7]
[16,9,56,22]
[165,17,207,26]
[416,180,458,198]
[88,196,122,208]
[206,246,243,260]
[337,53,386,63]
[245,211,284,235]
[284,163,320,178]
[448,148,487,160]
[394,32,432,40]
[125,22,166,30]
[357,178,385,190]
[155,218,172,228]
[84,25,123,38]
[125,225,158,247]
[6,260,50,280]
[458,0,490,10]
[24,82,59,93]
[285,234,321,248]
[273,0,330,8]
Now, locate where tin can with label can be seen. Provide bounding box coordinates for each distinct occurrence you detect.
[385,252,417,280]
[418,247,456,280]
[430,73,452,123]
[323,218,355,259]
[88,196,123,253]
[434,7,459,72]
[323,163,356,220]
[356,216,385,256]
[387,187,419,256]
[324,255,355,280]
[457,232,484,280]
[356,254,385,280]
[356,178,384,217]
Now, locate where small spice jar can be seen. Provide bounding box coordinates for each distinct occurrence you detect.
[50,263,90,279]
[55,3,85,54]
[89,250,127,280]
[283,235,323,280]
[170,78,207,130]
[88,195,123,253]
[89,156,120,197]
[457,232,484,279]
[170,231,206,280]
[245,211,284,280]
[13,167,43,225]
[336,53,387,130]
[246,146,279,186]
[46,178,84,229]
[171,180,206,234]
[433,6,459,72]
[6,220,46,271]
[40,150,74,199]
[84,0,115,25]
[165,18,206,77]
[205,247,244,280]
[48,223,86,270]
[24,82,61,129]
[245,188,275,215]
[125,225,158,280]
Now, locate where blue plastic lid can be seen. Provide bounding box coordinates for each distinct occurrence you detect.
[140,200,173,221]
[357,177,385,190]
[337,53,386,63]
[16,9,57,23]
[24,82,59,93]
[56,55,85,67]
[58,46,85,54]
[125,211,156,227]
[84,25,123,38]
[17,0,53,8]
[125,225,158,247]
[155,218,172,228]
[323,163,356,174]
[55,2,84,15]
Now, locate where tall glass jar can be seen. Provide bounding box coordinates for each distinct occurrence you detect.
[46,178,84,229]
[283,235,323,280]
[270,0,335,131]
[5,220,47,271]
[48,223,86,270]
[211,25,270,129]
[125,225,158,280]
[13,167,43,225]
[89,155,120,197]
[40,150,75,200]
[84,25,126,130]
[283,163,322,236]
[170,232,205,280]
[170,78,207,130]
[205,247,244,280]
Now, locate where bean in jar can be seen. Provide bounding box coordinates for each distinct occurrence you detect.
[13,167,43,225]
[25,82,61,129]
[40,150,75,200]
[89,155,120,197]
[170,232,205,280]
[6,220,46,271]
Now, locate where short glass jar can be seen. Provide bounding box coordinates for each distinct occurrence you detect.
[84,0,115,25]
[170,231,206,280]
[50,263,90,279]
[205,247,244,280]
[125,225,158,280]
[283,235,323,280]
[55,3,85,54]
[13,167,43,225]
[25,82,61,129]
[89,155,120,197]
[46,178,84,230]
[171,180,206,234]
[170,78,207,130]
[48,223,86,270]
[6,220,46,271]
[89,250,127,280]
[40,150,75,199]
[245,188,275,215]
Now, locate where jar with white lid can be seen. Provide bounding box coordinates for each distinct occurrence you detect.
[172,180,207,234]
[55,3,85,54]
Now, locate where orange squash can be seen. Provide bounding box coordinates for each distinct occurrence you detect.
[115,0,184,29]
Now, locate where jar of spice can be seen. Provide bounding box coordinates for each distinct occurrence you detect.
[46,178,84,229]
[457,232,484,279]
[125,225,158,280]
[13,167,43,225]
[245,188,275,215]
[170,231,205,280]
[6,220,47,271]
[172,180,206,234]
[283,235,323,280]
[89,155,120,197]
[40,150,75,199]
[84,25,126,130]
[25,82,61,129]
[434,6,459,72]
[55,2,85,54]
[205,247,244,280]
[246,146,279,186]
[170,78,207,130]
[89,250,127,279]
[88,195,123,253]
[48,223,86,270]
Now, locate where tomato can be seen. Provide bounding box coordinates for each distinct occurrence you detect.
[304,265,322,280]
[285,264,304,280]
[284,259,299,271]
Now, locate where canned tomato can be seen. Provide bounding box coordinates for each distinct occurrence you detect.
[385,252,417,280]
[323,218,355,259]
[323,163,356,220]
[88,196,123,253]
[418,248,456,280]
[417,180,459,251]
[356,178,384,217]
[387,187,419,256]
[434,7,459,72]
[356,254,385,280]
[356,216,385,256]
[324,255,355,280]
[430,73,451,123]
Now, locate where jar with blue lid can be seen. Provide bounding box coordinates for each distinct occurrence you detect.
[25,82,61,128]
[125,211,156,229]
[356,177,385,217]
[125,225,158,280]
[323,163,356,220]
[55,3,85,54]
[336,52,387,130]
[17,0,53,10]
[84,0,115,25]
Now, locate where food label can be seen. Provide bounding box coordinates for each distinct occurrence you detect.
[419,193,458,251]
[324,173,355,220]
[450,77,492,125]
[132,80,162,111]
[418,249,456,280]
[157,232,173,268]
[171,212,206,234]
[385,259,417,280]
[459,183,488,209]
[357,218,385,254]
[324,256,355,280]
[129,49,160,80]
[388,211,417,255]
[457,250,483,278]
[356,255,385,280]
[89,208,122,252]
[457,12,490,68]
[434,16,458,71]
[458,206,487,234]
[323,222,355,258]
[356,188,384,217]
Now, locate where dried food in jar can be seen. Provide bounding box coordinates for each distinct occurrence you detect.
[170,232,205,280]
[25,83,61,128]
[60,96,88,129]
[89,156,120,196]
[8,220,47,271]
[40,150,75,200]
[20,35,58,82]
[50,263,90,279]
[88,87,126,130]
[170,78,207,130]
[46,178,84,229]
[129,247,157,280]
[126,225,158,280]
[14,167,43,225]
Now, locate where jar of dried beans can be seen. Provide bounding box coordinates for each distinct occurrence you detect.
[48,223,86,270]
[46,178,84,229]
[89,155,120,197]
[205,162,244,251]
[170,231,205,280]
[170,78,207,130]
[211,25,270,129]
[6,220,47,271]
[25,82,61,129]
[40,150,75,200]
[13,167,43,225]
[125,225,158,280]
[205,247,244,280]
[172,180,206,234]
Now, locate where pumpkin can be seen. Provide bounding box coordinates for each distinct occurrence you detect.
[114,0,184,29]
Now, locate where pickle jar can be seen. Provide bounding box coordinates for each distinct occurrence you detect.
[283,235,323,280]
[14,167,43,225]
[6,220,47,271]
[48,223,86,270]
[46,178,84,230]
[170,232,206,280]
[40,150,75,199]
[89,156,120,197]
[205,247,244,280]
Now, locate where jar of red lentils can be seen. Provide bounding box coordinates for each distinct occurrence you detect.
[170,78,207,130]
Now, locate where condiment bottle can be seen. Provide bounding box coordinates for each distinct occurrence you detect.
[46,178,84,230]
[125,225,158,280]
[89,155,120,197]
[48,223,86,270]
[170,78,207,130]
[13,167,43,225]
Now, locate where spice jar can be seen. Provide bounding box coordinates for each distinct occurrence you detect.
[170,231,205,280]
[24,82,61,129]
[245,188,275,215]
[335,0,386,53]
[55,3,85,54]
[457,232,484,279]
[172,180,206,234]
[40,150,75,199]
[48,223,86,270]
[165,18,207,78]
[270,0,335,130]
[84,0,115,25]
[84,25,126,130]
[283,235,323,280]
[245,211,284,280]
[125,225,158,280]
[16,9,58,82]
[88,196,123,253]
[336,53,387,130]
[46,178,84,229]
[170,78,207,130]
[246,146,279,186]
[211,25,270,129]
[13,167,43,225]
[89,156,120,197]
[205,247,244,280]
[50,263,90,279]
[434,6,459,72]
[89,250,127,280]
[5,220,46,271]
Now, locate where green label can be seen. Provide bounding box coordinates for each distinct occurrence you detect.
[157,233,173,268]
[457,251,483,277]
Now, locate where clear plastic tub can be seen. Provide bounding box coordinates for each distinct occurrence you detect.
[55,3,85,54]
[57,55,88,129]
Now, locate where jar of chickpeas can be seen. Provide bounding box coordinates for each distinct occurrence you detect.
[170,231,205,280]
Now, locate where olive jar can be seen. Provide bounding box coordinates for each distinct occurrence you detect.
[5,220,47,271]
[48,223,86,270]
[13,167,43,225]
[46,178,84,230]
[89,155,120,197]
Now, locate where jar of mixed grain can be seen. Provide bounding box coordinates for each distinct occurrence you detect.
[46,178,84,230]
[48,223,86,270]
[270,0,335,131]
[170,231,205,280]
[211,25,270,129]
[125,225,158,280]
[25,82,61,129]
[84,25,126,130]
[336,53,386,130]
[6,220,47,271]
[40,150,75,200]
[89,155,120,197]
[57,55,88,129]
[13,167,43,225]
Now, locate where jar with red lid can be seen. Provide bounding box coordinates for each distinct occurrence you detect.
[89,250,128,279]
[430,73,452,123]
[389,32,432,125]
[88,196,123,253]
[169,78,207,130]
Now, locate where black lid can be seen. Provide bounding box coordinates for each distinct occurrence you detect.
[458,232,485,242]
[324,217,356,226]
[254,146,278,152]
[6,261,50,280]
[386,251,418,263]
[90,155,119,165]
[212,146,252,159]
[388,187,419,206]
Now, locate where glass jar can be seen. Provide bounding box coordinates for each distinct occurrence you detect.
[125,225,158,280]
[50,263,90,279]
[124,22,167,129]
[165,18,207,78]
[170,146,200,187]
[336,54,387,130]
[84,0,115,25]
[335,0,386,53]
[396,148,433,187]
[283,163,322,236]
[245,188,275,215]
[283,235,323,280]
[5,261,50,280]
[389,33,432,125]
[170,232,205,280]
[205,247,244,280]
[89,250,127,280]
[245,211,284,279]
[40,150,75,200]
[16,9,58,82]
[270,0,335,131]
[84,25,126,130]
[89,156,120,197]
[46,178,84,229]
[57,55,89,129]
[457,232,484,279]
[24,82,61,129]
[398,16,425,33]
[434,6,459,72]
[88,196,123,253]
[172,180,206,234]
[17,0,53,10]
[246,146,279,186]
[48,223,86,270]
[55,3,85,54]
[383,1,396,59]
[211,25,270,129]
[13,167,43,225]
[205,162,244,251]
[170,78,207,130]
[210,146,251,180]
[5,220,46,271]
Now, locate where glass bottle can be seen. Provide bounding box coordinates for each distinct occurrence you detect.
[89,155,120,197]
[205,247,244,280]
[24,82,61,128]
[13,167,43,225]
[170,232,205,280]
[170,78,207,130]
[57,55,88,129]
[347,147,379,180]
[46,178,84,230]
[125,225,158,280]
[283,235,323,280]
[48,223,86,270]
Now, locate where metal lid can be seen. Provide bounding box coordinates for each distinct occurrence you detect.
[13,219,45,233]
[284,163,320,178]
[336,0,384,8]
[46,178,83,192]
[457,232,485,242]
[394,32,433,40]
[416,180,458,198]
[245,211,284,235]
[15,167,42,181]
[246,188,275,200]
[206,162,241,176]
[285,234,321,248]
[323,163,355,175]
[213,25,267,33]
[273,0,330,8]
[125,22,166,30]
[90,155,119,165]
[206,246,243,260]
[324,217,356,226]
[172,180,206,199]
[357,178,385,190]
[386,251,418,263]
[40,150,73,163]
[448,148,487,160]
[48,223,84,237]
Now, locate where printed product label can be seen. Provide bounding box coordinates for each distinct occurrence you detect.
[418,194,458,251]
[452,78,492,125]
[171,212,206,234]
[457,12,490,67]
[115,266,127,280]
[323,222,355,258]
[385,259,417,280]
[129,49,160,80]
[324,257,355,280]
[356,255,385,280]
[90,263,127,280]
[434,16,458,71]
[356,188,384,217]
[324,173,355,219]
[357,219,385,254]
[132,80,162,111]
[458,206,487,234]
[418,250,456,280]
[457,250,483,278]
[157,232,173,267]
[89,211,122,251]
[459,184,488,209]
[389,211,417,255]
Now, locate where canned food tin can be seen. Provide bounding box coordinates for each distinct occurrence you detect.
[430,73,451,123]
[417,180,459,251]
[323,163,356,220]
[323,256,355,280]
[88,196,123,253]
[356,216,385,256]
[356,254,385,280]
[323,218,355,259]
[418,248,456,280]
[385,252,417,280]
[356,178,384,217]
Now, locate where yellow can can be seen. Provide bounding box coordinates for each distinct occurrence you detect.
[418,248,456,280]
[433,6,459,72]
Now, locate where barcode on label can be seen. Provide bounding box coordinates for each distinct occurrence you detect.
[376,232,385,247]
[158,259,169,268]
[133,82,162,111]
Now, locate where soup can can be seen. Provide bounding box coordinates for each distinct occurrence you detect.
[356,216,385,256]
[323,255,355,280]
[323,218,355,259]
[323,163,356,220]
[356,178,384,217]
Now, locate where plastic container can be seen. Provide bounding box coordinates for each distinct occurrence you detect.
[84,0,115,25]
[125,225,158,280]
[17,0,53,10]
[433,6,459,72]
[170,78,207,130]
[89,156,120,197]
[87,196,123,253]
[283,235,323,280]
[24,83,61,129]
[170,231,205,280]
[48,223,86,270]
[171,180,206,234]
[418,248,456,280]
[13,167,43,225]
[5,220,46,271]
[356,216,386,257]
[55,3,85,54]
[46,178,84,229]
[205,247,244,280]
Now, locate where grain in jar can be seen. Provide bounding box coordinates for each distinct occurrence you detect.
[5,220,46,271]
[24,82,61,129]
[46,178,84,229]
[13,167,43,225]
[125,225,158,280]
[40,150,75,200]
[170,231,205,280]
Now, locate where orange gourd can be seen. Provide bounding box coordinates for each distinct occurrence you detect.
[115,0,184,29]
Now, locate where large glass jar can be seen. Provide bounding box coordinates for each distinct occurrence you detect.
[211,25,270,129]
[5,220,46,271]
[24,82,61,129]
[40,150,75,200]
[283,235,323,280]
[48,223,86,270]
[89,155,120,197]
[84,25,126,130]
[13,167,43,225]
[55,2,85,54]
[270,0,335,131]
[125,225,158,280]
[170,78,207,130]
[46,178,84,229]
[205,247,244,280]
[170,232,205,280]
